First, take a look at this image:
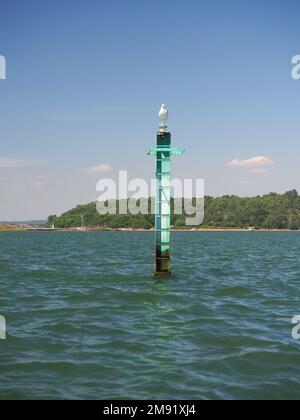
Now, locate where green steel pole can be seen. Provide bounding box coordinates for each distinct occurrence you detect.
[148,127,184,277]
[155,131,171,276]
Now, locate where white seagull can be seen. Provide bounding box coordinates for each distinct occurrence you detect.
[158,104,168,123]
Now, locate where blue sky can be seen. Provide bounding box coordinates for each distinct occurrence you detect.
[0,0,300,220]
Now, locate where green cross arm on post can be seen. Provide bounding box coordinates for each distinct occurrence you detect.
[170,147,185,156]
[147,147,185,156]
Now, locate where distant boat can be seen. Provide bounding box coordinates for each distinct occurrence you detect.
[79,214,86,231]
[248,227,256,231]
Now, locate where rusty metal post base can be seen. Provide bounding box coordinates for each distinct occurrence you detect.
[154,249,171,277]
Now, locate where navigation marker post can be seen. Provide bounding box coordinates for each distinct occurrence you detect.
[148,105,184,277]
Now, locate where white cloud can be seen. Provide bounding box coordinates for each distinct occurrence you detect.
[228,156,275,167]
[84,164,112,174]
[0,158,45,168]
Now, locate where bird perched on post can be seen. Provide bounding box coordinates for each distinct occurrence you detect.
[158,104,168,124]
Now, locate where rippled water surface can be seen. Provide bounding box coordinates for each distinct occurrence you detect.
[1,231,300,399]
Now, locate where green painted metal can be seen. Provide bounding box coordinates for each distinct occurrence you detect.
[148,131,184,277]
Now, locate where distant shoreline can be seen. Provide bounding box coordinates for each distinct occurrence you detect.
[1,227,300,233]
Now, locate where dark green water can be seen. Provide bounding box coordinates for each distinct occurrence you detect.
[1,231,300,400]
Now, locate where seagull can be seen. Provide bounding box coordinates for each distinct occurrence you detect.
[158,104,168,123]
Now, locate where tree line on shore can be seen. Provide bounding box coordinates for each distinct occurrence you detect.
[47,190,300,230]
